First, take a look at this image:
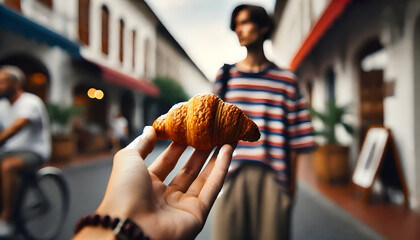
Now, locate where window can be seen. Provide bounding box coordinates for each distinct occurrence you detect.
[78,0,90,45]
[132,30,136,69]
[325,68,335,100]
[101,5,110,55]
[144,39,150,76]
[4,0,21,12]
[119,19,125,63]
[38,0,52,8]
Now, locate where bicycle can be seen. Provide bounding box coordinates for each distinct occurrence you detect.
[13,166,70,240]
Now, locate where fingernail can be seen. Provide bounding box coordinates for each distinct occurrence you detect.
[125,126,153,150]
[142,126,152,138]
[125,136,140,150]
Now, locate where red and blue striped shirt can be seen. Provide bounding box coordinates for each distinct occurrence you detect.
[214,63,316,192]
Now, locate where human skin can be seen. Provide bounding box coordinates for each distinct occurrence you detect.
[74,127,236,240]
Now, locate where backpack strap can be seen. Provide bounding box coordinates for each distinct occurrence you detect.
[219,64,232,101]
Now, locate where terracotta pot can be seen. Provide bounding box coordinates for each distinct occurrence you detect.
[313,143,349,184]
[51,134,77,164]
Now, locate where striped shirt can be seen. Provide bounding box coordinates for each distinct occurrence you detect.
[214,62,316,192]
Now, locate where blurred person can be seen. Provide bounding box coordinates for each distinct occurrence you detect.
[0,66,51,236]
[110,112,129,152]
[73,126,236,240]
[212,4,316,240]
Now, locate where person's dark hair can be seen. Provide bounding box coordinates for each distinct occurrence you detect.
[230,4,274,41]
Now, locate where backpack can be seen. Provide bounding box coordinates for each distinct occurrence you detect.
[218,64,232,101]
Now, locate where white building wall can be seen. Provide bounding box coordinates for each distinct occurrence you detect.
[80,0,157,80]
[414,13,420,214]
[382,0,420,210]
[156,35,210,97]
[1,0,76,39]
[0,31,73,105]
[155,37,178,79]
[272,0,331,67]
[178,61,211,96]
[384,36,417,209]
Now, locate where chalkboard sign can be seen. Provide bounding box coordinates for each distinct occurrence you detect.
[351,126,408,206]
[352,127,389,188]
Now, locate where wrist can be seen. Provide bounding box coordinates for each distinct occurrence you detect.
[95,203,157,238]
[74,226,115,240]
[74,213,151,240]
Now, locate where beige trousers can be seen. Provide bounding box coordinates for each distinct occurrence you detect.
[212,164,292,240]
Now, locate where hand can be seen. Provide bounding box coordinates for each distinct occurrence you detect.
[95,126,236,240]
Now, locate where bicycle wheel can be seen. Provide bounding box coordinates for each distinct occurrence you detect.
[17,167,69,240]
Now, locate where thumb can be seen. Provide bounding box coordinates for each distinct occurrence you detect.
[125,126,157,160]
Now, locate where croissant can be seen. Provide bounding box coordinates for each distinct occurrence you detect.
[152,93,260,150]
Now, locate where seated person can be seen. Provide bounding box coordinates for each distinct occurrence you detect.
[0,66,51,236]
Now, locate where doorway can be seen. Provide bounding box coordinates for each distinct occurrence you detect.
[120,90,135,138]
[357,39,385,144]
[0,54,50,102]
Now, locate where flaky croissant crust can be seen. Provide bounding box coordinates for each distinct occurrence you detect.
[152,93,260,150]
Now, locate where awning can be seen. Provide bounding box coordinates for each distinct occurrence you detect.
[96,63,159,97]
[0,5,81,58]
[289,0,353,71]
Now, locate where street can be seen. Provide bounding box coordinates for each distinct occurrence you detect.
[50,143,384,240]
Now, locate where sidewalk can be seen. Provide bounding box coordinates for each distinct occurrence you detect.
[297,155,420,240]
[46,151,114,169]
[292,180,382,240]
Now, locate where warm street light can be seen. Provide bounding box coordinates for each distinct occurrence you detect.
[87,88,96,98]
[95,90,104,99]
[87,88,104,99]
[30,73,46,85]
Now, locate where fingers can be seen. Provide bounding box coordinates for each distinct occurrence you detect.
[187,143,236,207]
[168,148,213,192]
[148,142,188,182]
[185,148,219,196]
[198,144,235,207]
[124,126,156,160]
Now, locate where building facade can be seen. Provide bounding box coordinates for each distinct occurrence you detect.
[0,0,209,152]
[272,0,420,211]
[155,22,210,98]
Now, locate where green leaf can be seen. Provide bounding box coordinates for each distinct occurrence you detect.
[47,103,84,127]
[152,76,189,105]
[309,98,354,143]
[341,122,354,135]
[309,108,328,122]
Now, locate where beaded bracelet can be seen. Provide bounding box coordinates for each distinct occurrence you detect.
[74,213,151,240]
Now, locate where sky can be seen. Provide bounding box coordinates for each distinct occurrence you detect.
[144,0,276,81]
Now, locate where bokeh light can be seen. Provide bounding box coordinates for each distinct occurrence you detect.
[30,73,46,85]
[95,90,104,99]
[87,88,96,98]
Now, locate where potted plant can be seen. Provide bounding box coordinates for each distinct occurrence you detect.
[310,98,354,184]
[47,103,83,164]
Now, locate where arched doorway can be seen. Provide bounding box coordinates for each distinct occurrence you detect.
[0,54,50,101]
[120,90,134,138]
[356,39,385,144]
[73,84,109,153]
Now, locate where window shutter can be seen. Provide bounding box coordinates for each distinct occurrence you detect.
[101,6,109,55]
[78,0,90,45]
